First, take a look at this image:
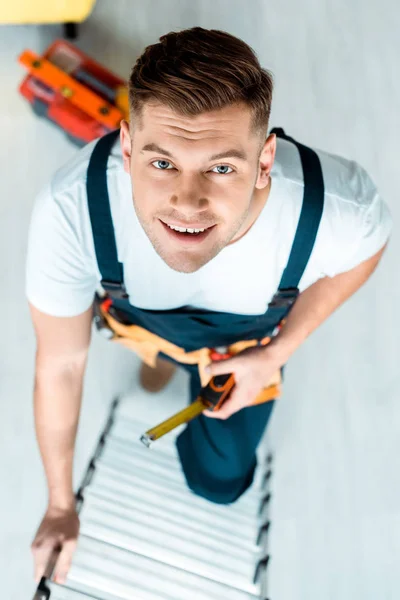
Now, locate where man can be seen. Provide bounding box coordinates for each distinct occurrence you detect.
[27,26,392,585]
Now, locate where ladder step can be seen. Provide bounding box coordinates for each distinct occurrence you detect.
[89,464,260,542]
[41,584,105,600]
[78,495,259,593]
[84,485,260,552]
[106,433,266,506]
[97,444,261,517]
[81,490,260,563]
[63,534,261,600]
[92,460,260,533]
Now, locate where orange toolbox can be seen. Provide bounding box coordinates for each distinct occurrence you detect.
[18,39,129,146]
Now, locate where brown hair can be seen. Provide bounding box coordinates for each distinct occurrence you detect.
[128,27,274,137]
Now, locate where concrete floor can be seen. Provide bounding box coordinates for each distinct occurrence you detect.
[0,1,398,598]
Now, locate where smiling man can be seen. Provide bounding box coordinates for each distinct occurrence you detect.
[26,27,392,584]
[124,101,274,273]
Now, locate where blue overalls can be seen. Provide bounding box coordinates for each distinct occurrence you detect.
[86,127,324,504]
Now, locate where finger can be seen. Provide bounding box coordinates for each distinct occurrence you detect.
[203,407,219,418]
[32,542,58,583]
[54,539,77,584]
[204,389,245,420]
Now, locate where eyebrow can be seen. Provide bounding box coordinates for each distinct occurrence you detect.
[141,143,248,161]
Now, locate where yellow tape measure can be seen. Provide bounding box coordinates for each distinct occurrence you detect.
[140,397,208,447]
[140,373,280,448]
[141,373,235,447]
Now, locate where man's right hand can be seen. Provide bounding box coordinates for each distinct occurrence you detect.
[31,504,80,585]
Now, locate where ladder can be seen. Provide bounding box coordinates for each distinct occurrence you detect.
[33,396,273,600]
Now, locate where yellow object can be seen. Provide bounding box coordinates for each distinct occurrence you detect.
[99,302,282,391]
[142,378,281,446]
[0,0,96,24]
[142,399,210,445]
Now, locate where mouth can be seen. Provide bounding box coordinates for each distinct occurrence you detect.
[159,219,216,244]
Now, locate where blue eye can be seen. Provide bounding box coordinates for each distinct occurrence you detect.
[151,161,233,174]
[212,165,233,174]
[152,160,173,170]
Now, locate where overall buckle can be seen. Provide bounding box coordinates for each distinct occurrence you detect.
[268,287,299,309]
[101,280,129,300]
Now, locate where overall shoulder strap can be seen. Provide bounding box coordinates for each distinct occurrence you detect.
[86,129,129,300]
[268,127,325,311]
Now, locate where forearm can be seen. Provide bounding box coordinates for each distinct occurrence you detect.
[33,363,85,509]
[267,244,387,364]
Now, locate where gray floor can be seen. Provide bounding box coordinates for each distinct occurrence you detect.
[0,1,398,598]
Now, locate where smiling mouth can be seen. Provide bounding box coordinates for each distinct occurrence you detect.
[159,219,216,242]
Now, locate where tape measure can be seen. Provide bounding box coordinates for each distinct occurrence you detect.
[140,373,235,447]
[140,372,280,447]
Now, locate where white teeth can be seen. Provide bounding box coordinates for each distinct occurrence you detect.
[167,224,206,233]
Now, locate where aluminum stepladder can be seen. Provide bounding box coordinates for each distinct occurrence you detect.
[33,395,273,600]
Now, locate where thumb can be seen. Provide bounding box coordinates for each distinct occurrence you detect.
[207,356,238,377]
[54,539,77,584]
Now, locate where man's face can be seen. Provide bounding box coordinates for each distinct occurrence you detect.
[121,101,275,273]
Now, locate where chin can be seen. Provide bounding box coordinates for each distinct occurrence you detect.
[146,226,228,273]
[161,252,209,273]
[153,242,220,273]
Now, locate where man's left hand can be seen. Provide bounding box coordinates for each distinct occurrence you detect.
[203,345,284,420]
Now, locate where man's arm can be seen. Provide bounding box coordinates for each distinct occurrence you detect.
[267,242,388,364]
[30,302,94,584]
[30,302,94,509]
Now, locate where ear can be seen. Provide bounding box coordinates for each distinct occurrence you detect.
[255,133,276,189]
[120,120,132,174]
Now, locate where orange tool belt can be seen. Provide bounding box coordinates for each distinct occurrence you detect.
[94,295,283,405]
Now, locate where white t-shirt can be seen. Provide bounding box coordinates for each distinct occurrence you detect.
[25,135,393,317]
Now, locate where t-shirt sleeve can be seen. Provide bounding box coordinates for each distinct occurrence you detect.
[328,166,393,276]
[338,193,392,273]
[25,182,98,317]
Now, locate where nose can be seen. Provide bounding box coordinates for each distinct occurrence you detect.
[169,175,209,214]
